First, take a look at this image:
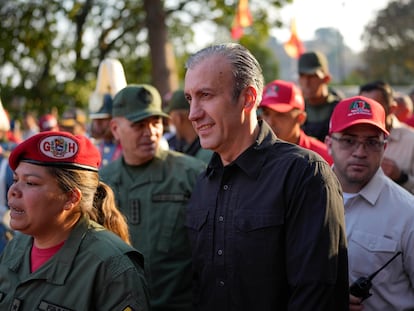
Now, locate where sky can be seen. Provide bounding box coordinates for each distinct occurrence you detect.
[271,0,392,53]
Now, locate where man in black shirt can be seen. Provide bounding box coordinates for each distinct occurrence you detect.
[184,43,349,311]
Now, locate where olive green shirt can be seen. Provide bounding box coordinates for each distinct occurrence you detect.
[0,216,150,311]
[100,149,205,311]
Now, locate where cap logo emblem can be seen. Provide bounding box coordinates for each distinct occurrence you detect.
[348,100,372,117]
[39,136,78,159]
[265,85,280,98]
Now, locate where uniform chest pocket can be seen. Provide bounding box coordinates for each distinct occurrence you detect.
[151,192,191,253]
[349,230,399,283]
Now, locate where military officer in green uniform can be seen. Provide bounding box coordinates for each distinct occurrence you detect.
[100,84,205,311]
[0,131,149,311]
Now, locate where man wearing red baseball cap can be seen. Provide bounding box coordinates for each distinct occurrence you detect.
[325,96,414,311]
[259,80,332,164]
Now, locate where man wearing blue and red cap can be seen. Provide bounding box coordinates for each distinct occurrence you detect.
[325,96,414,311]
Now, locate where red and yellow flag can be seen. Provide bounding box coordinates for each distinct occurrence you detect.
[231,0,253,40]
[283,18,305,59]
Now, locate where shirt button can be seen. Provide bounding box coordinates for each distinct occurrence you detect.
[217,249,223,255]
[219,280,225,287]
[223,185,229,190]
[218,216,224,222]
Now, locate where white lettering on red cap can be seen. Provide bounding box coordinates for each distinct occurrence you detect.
[40,136,78,159]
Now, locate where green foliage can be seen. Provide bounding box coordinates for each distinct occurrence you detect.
[360,0,414,84]
[0,0,292,118]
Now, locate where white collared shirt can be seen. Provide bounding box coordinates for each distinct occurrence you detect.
[345,168,414,310]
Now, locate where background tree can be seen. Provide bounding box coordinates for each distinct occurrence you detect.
[360,0,414,84]
[0,0,291,119]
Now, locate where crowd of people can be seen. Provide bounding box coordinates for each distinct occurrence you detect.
[0,44,413,311]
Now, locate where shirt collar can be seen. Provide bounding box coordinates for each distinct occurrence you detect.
[206,120,277,179]
[358,168,387,206]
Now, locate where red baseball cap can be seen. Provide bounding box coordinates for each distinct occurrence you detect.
[38,114,58,132]
[329,96,389,136]
[259,80,304,112]
[9,131,101,171]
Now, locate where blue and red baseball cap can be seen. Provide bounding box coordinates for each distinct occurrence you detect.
[9,131,101,171]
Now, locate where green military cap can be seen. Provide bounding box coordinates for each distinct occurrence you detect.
[298,51,329,78]
[112,84,169,123]
[165,89,189,113]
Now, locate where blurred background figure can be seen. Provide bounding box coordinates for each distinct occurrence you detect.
[398,90,414,128]
[359,80,414,194]
[21,112,39,140]
[393,92,413,124]
[38,113,59,132]
[162,91,179,151]
[298,51,343,142]
[88,58,127,167]
[89,94,122,167]
[59,107,88,136]
[259,80,332,164]
[0,98,14,253]
[164,89,213,164]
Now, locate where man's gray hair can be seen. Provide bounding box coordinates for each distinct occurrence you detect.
[185,43,264,104]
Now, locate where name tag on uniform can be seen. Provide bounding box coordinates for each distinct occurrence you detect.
[152,193,189,202]
[38,300,73,311]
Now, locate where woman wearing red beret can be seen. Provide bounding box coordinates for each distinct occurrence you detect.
[0,131,149,310]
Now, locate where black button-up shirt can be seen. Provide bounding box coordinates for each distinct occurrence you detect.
[186,121,349,311]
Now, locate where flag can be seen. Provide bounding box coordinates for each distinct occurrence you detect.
[231,0,253,40]
[283,19,305,59]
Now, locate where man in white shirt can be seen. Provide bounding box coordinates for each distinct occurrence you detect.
[325,95,414,311]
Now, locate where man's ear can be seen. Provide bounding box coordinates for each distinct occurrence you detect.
[296,111,307,126]
[322,74,331,84]
[110,118,120,141]
[242,86,258,111]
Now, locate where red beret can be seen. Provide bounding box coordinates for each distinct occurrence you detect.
[9,131,101,171]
